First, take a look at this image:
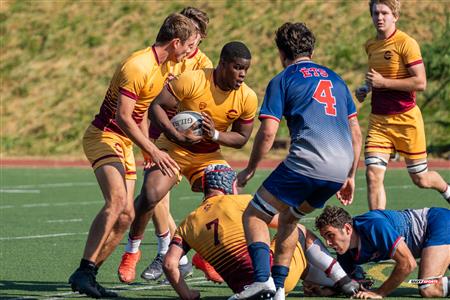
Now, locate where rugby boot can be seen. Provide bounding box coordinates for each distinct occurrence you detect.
[192,253,224,283]
[69,268,101,298]
[140,253,164,281]
[228,277,276,300]
[117,250,141,284]
[336,275,360,296]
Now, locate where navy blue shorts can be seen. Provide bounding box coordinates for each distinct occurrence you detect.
[262,162,343,209]
[424,207,450,248]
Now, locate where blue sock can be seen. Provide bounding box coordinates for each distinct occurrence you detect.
[272,265,289,289]
[248,242,271,282]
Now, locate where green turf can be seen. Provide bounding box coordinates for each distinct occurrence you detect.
[0,167,449,299]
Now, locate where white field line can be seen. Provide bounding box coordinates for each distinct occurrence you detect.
[3,182,96,189]
[0,201,103,209]
[27,277,209,300]
[0,228,154,241]
[0,189,41,193]
[46,218,83,223]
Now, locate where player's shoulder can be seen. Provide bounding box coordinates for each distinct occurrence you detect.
[240,82,257,99]
[393,29,417,43]
[122,47,159,73]
[178,68,210,82]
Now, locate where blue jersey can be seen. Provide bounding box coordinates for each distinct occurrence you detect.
[339,208,450,267]
[259,61,357,183]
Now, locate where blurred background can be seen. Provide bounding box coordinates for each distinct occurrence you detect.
[1,0,449,160]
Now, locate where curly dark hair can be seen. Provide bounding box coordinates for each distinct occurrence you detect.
[275,22,315,61]
[315,206,353,231]
[180,7,209,38]
[220,41,251,62]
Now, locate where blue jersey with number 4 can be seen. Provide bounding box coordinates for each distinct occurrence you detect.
[259,61,357,183]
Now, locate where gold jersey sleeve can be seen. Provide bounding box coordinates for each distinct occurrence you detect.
[365,29,423,114]
[166,68,258,152]
[92,46,169,135]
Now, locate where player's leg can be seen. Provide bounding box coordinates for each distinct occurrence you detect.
[417,208,450,298]
[69,162,127,298]
[365,152,390,210]
[365,113,394,210]
[417,245,450,297]
[406,158,449,200]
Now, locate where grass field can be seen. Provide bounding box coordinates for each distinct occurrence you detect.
[1,167,449,299]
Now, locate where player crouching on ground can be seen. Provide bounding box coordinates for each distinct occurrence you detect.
[163,164,362,300]
[316,206,450,299]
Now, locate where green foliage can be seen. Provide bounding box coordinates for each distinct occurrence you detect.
[0,0,448,157]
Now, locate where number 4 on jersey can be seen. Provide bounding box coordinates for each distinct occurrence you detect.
[313,80,337,116]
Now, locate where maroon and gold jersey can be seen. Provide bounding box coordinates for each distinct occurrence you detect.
[174,195,253,292]
[173,195,305,293]
[365,29,423,115]
[165,68,258,153]
[92,46,169,137]
[149,48,213,139]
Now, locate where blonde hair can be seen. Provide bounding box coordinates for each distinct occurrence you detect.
[369,0,400,17]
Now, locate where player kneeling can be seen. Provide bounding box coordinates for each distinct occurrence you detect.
[163,164,363,300]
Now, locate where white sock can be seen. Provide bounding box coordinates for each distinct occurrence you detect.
[304,264,335,287]
[157,230,171,255]
[305,239,347,283]
[442,276,448,297]
[125,236,142,253]
[441,185,450,201]
[179,255,189,265]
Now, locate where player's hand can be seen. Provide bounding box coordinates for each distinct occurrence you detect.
[351,290,383,299]
[336,177,355,206]
[141,150,153,170]
[355,85,369,103]
[201,112,217,140]
[366,69,386,89]
[177,127,203,145]
[237,168,255,188]
[183,289,200,300]
[149,148,180,177]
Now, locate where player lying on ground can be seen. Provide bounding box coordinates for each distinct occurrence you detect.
[163,164,362,300]
[316,206,450,299]
[118,41,257,283]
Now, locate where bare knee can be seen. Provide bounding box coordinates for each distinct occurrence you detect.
[104,193,128,216]
[117,207,135,228]
[419,285,442,298]
[366,167,384,186]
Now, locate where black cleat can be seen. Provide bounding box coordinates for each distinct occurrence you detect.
[95,282,118,298]
[69,268,102,298]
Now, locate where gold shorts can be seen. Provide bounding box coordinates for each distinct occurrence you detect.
[365,106,427,160]
[270,239,306,294]
[155,136,227,186]
[82,124,136,180]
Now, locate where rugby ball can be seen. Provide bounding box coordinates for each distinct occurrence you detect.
[170,111,203,136]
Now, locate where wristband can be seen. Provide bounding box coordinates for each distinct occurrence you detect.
[211,129,220,141]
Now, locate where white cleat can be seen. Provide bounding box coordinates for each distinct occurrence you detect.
[228,277,276,300]
[274,287,285,300]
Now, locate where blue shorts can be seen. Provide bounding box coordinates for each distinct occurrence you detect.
[423,207,450,248]
[262,162,343,209]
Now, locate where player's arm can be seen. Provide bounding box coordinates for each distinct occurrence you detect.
[336,116,362,205]
[163,238,199,300]
[237,118,279,187]
[202,113,254,148]
[149,87,201,145]
[376,240,417,297]
[366,63,426,92]
[116,94,179,176]
[138,110,152,168]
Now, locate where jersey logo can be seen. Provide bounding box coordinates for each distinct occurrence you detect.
[299,67,329,78]
[199,102,207,110]
[384,51,393,60]
[226,109,238,120]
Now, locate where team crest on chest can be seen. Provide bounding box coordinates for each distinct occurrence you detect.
[226,109,238,120]
[199,102,207,110]
[384,50,393,60]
